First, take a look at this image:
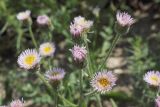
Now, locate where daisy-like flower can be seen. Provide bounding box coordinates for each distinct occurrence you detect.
[37,15,50,26]
[70,16,93,36]
[116,11,134,27]
[39,42,55,57]
[70,23,83,37]
[155,96,160,107]
[143,71,160,86]
[74,16,93,30]
[17,49,41,70]
[10,99,24,107]
[45,68,65,81]
[69,45,87,62]
[91,71,117,93]
[16,10,31,21]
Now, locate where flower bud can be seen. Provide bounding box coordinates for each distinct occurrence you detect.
[115,11,134,34]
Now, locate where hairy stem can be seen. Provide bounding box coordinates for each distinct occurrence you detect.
[96,94,103,107]
[36,67,76,107]
[36,71,54,97]
[83,33,93,75]
[29,20,38,49]
[55,88,58,107]
[79,69,83,107]
[99,33,121,70]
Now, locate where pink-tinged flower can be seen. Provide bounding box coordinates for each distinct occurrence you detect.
[45,68,65,81]
[155,96,160,107]
[144,71,160,86]
[16,10,31,21]
[91,71,117,93]
[70,23,83,37]
[10,99,24,107]
[116,11,134,27]
[17,49,41,70]
[69,45,87,62]
[70,16,93,36]
[37,15,50,26]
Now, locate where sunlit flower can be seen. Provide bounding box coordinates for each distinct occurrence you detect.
[70,23,83,37]
[69,45,87,62]
[91,71,117,93]
[45,68,65,81]
[70,16,93,36]
[17,10,31,21]
[74,16,93,30]
[155,96,160,107]
[17,49,41,70]
[39,42,55,57]
[10,99,24,107]
[144,71,160,86]
[37,15,50,26]
[116,11,134,27]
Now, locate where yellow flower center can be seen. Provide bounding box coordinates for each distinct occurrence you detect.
[77,18,86,26]
[98,78,110,87]
[44,46,52,53]
[24,55,36,65]
[151,75,159,82]
[52,72,59,76]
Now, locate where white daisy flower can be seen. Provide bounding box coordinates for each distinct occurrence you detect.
[17,49,41,70]
[91,70,117,93]
[144,71,160,86]
[45,68,66,81]
[39,42,55,57]
[74,16,93,30]
[69,16,93,37]
[16,10,31,21]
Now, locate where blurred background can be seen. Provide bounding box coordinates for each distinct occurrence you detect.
[0,0,160,107]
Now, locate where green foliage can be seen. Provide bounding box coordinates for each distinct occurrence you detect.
[0,0,159,107]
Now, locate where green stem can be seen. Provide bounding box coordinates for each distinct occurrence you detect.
[16,23,23,50]
[48,58,52,69]
[55,88,58,107]
[83,34,92,75]
[48,32,52,41]
[79,69,83,107]
[96,94,102,107]
[84,90,96,96]
[157,86,160,96]
[98,33,121,70]
[29,21,38,49]
[58,94,77,107]
[36,67,77,107]
[36,71,54,97]
[0,22,8,35]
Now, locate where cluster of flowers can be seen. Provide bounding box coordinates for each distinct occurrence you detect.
[16,10,50,26]
[17,42,65,83]
[16,10,66,83]
[69,16,91,63]
[90,12,134,93]
[69,11,135,93]
[1,10,136,106]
